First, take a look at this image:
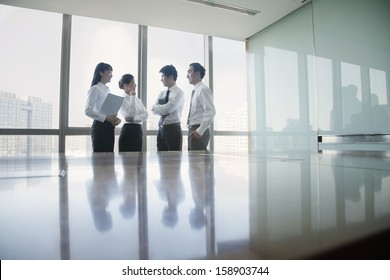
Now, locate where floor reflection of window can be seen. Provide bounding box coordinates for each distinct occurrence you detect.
[215,156,249,253]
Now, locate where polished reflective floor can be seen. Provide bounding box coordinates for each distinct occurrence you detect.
[0,151,389,260]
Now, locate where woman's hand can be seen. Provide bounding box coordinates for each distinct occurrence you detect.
[113,117,121,126]
[125,116,134,123]
[106,115,121,126]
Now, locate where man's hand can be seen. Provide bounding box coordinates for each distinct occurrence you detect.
[191,130,202,139]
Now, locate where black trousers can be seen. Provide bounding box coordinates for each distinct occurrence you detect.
[119,123,143,152]
[91,120,115,152]
[188,125,210,151]
[157,123,182,151]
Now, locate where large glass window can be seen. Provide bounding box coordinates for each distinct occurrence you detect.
[315,56,333,132]
[0,5,62,157]
[1,5,250,155]
[264,46,300,132]
[213,37,248,132]
[213,37,248,153]
[247,4,317,152]
[370,69,387,105]
[368,68,389,133]
[0,5,62,130]
[146,27,204,132]
[340,62,362,132]
[145,27,204,152]
[69,16,138,128]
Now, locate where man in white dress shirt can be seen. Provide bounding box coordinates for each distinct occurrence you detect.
[186,63,216,151]
[152,65,185,151]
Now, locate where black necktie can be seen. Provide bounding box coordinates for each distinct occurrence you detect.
[159,90,170,127]
[187,90,195,126]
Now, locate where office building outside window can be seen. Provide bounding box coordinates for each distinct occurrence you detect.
[0,5,61,156]
[213,37,248,153]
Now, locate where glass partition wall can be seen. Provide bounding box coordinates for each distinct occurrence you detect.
[247,0,390,153]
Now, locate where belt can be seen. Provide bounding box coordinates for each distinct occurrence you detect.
[124,122,141,126]
[161,122,181,127]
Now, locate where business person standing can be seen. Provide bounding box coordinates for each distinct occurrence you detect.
[152,65,185,151]
[118,73,148,152]
[85,62,121,153]
[186,62,216,151]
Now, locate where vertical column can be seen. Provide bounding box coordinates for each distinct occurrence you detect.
[249,156,268,255]
[298,52,311,148]
[331,60,343,132]
[361,66,371,132]
[386,70,390,123]
[205,154,216,257]
[59,14,72,154]
[364,171,375,222]
[300,155,312,236]
[138,25,148,151]
[137,153,149,259]
[204,36,214,151]
[59,157,70,259]
[247,46,267,152]
[137,27,149,258]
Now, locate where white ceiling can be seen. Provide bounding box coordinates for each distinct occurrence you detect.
[0,0,311,41]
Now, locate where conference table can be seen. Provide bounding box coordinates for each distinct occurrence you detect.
[1,151,389,259]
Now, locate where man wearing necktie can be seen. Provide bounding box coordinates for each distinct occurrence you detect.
[186,62,216,151]
[152,65,185,151]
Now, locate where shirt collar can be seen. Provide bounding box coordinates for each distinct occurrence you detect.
[97,82,109,90]
[168,84,178,91]
[194,81,203,90]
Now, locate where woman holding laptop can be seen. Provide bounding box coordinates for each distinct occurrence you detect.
[85,62,121,153]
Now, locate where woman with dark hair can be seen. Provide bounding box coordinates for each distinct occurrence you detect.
[118,74,148,152]
[85,62,121,152]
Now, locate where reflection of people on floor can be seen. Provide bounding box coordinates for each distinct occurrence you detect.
[86,154,119,232]
[343,169,364,202]
[188,154,212,230]
[332,157,386,203]
[155,153,185,228]
[119,155,139,219]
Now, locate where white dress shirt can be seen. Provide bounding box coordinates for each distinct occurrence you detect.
[188,81,216,135]
[85,82,110,123]
[152,84,185,125]
[120,94,148,124]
